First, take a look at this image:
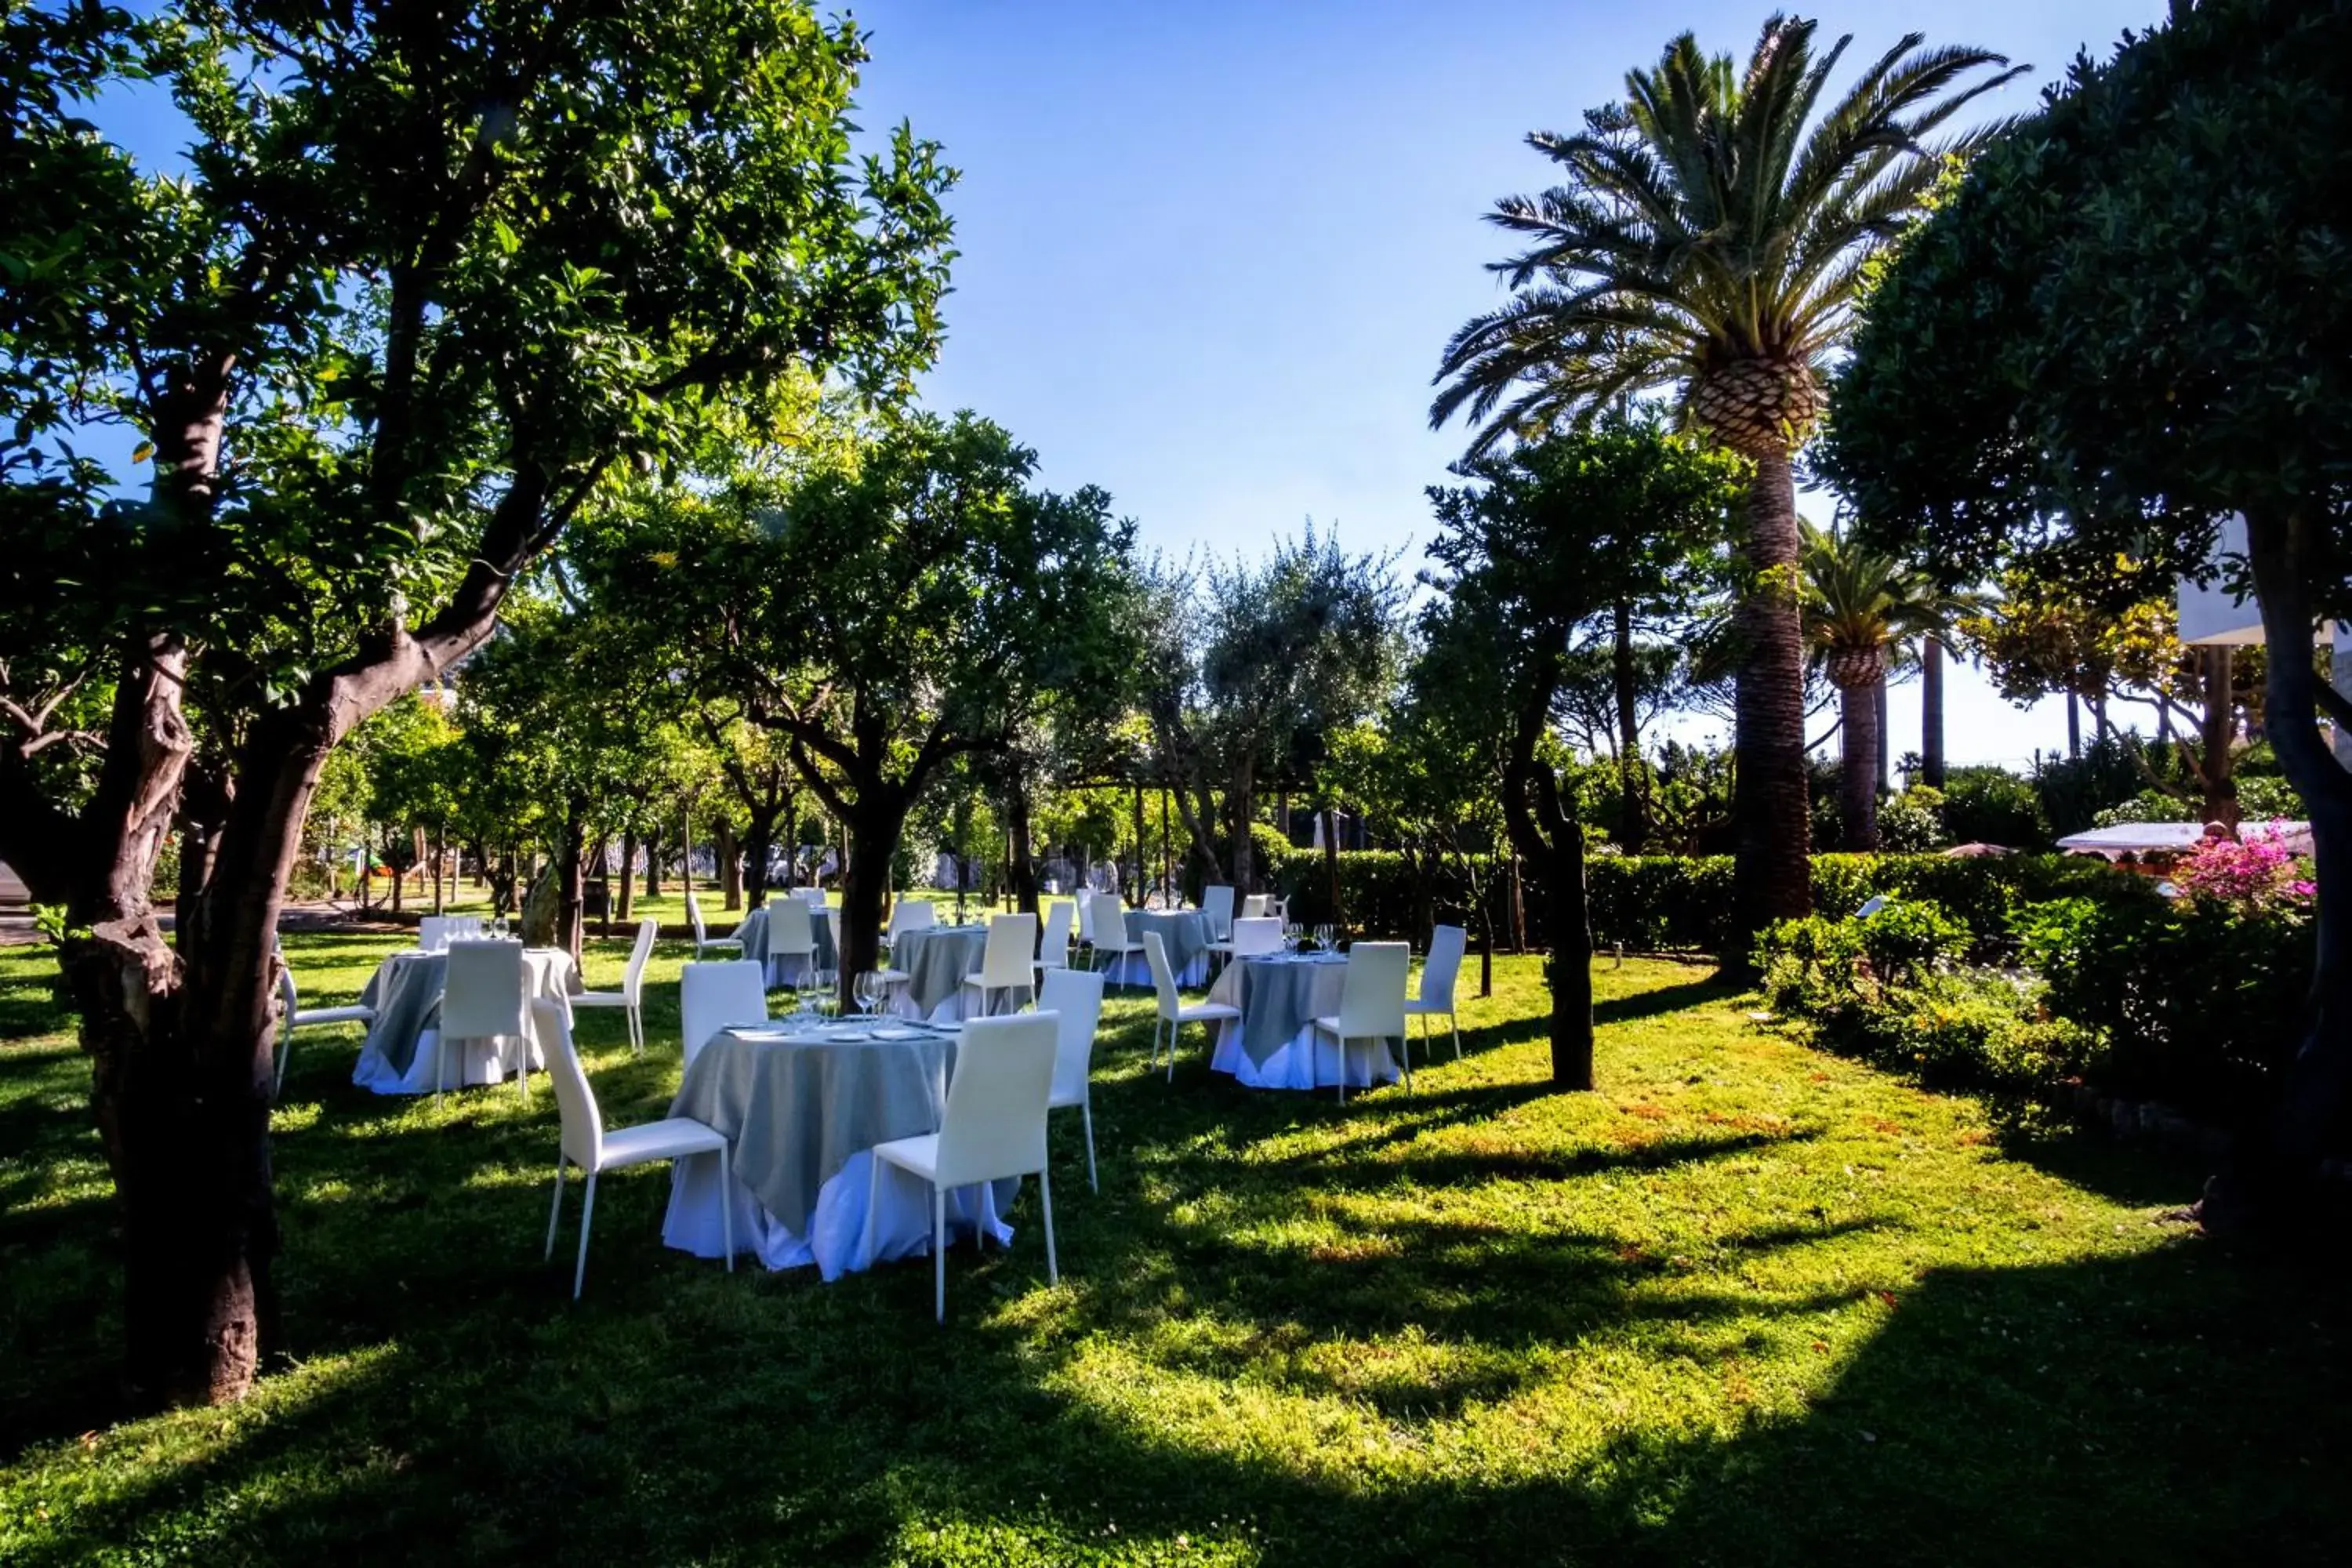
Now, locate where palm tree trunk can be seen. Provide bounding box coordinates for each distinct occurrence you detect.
[1840,679,1880,852]
[1922,637,1947,789]
[1729,449,1813,971]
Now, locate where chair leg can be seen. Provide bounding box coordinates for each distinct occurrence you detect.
[1082,1098,1098,1192]
[718,1146,735,1272]
[1335,1035,1347,1105]
[933,1186,947,1323]
[573,1171,598,1300]
[1039,1165,1058,1287]
[1451,1012,1461,1061]
[544,1156,567,1260]
[1167,1019,1179,1083]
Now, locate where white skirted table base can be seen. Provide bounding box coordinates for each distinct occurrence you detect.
[662,1149,1011,1278]
[350,947,578,1095]
[1204,952,1402,1091]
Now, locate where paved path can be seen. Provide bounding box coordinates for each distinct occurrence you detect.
[0,860,34,946]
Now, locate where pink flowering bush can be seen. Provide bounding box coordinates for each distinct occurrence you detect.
[2172,821,2317,910]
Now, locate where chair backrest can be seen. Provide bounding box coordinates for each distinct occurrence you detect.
[277,962,299,1018]
[1230,916,1283,957]
[887,898,936,941]
[799,886,829,909]
[1096,894,1131,946]
[1075,889,1097,945]
[1200,884,1235,939]
[535,999,604,1171]
[1240,893,1272,920]
[441,940,526,1038]
[418,916,451,952]
[1037,968,1105,1105]
[771,898,816,957]
[620,917,658,999]
[1337,942,1410,1038]
[1420,924,1467,1007]
[685,890,710,945]
[935,1013,1058,1186]
[1142,930,1182,1018]
[979,913,1039,988]
[1037,901,1073,968]
[680,959,767,1068]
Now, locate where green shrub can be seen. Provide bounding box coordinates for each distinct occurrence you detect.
[1877,786,1952,852]
[2013,893,2314,1117]
[1940,764,2049,848]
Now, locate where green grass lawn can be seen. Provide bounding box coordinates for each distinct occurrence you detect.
[2,937,2347,1565]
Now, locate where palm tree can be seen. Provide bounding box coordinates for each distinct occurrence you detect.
[1430,16,2020,946]
[1798,520,1947,851]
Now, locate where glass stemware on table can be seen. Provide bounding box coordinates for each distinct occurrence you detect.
[1312,923,1335,953]
[853,970,888,1017]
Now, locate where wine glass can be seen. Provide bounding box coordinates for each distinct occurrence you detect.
[1313,923,1334,952]
[1283,921,1302,954]
[854,971,880,1016]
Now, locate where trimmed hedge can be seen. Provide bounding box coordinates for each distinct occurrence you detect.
[1260,846,2148,956]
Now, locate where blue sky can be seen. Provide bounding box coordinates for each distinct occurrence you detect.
[841,0,2169,768]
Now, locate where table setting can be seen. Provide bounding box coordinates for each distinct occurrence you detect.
[350,940,580,1094]
[1104,906,1213,988]
[884,924,992,1020]
[731,899,839,986]
[1205,941,1403,1091]
[659,1011,1017,1278]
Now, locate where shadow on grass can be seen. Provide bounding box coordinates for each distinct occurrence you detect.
[7,956,2351,1566]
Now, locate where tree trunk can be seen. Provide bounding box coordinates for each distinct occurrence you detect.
[1612,597,1648,854]
[2200,503,2352,1236]
[1227,761,1257,895]
[641,831,662,899]
[1875,678,1891,794]
[1539,831,1595,1090]
[1922,637,1947,789]
[837,799,905,1004]
[1132,782,1149,904]
[717,817,742,912]
[2200,645,2240,828]
[2067,691,2082,759]
[616,829,637,921]
[1007,775,1039,916]
[1727,449,1813,976]
[1838,677,1882,852]
[554,803,586,964]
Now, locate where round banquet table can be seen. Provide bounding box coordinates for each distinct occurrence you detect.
[884,925,991,1021]
[350,945,579,1094]
[660,1019,1016,1277]
[731,902,839,986]
[1102,908,1212,989]
[1205,951,1402,1091]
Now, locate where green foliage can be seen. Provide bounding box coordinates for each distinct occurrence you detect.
[2015,895,2316,1116]
[1875,787,1951,853]
[1940,765,2049,848]
[1757,910,2101,1097]
[1430,16,2023,453]
[1828,0,2352,615]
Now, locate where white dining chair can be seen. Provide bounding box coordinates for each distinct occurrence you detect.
[687,890,743,961]
[1311,942,1410,1104]
[572,916,656,1054]
[1240,894,1272,920]
[962,913,1039,1018]
[537,999,732,1299]
[680,960,767,1069]
[1088,894,1145,989]
[1230,916,1283,957]
[1200,884,1236,942]
[1038,967,1107,1190]
[886,898,938,945]
[417,915,452,952]
[767,897,819,988]
[272,954,376,1098]
[798,886,828,907]
[1034,901,1074,977]
[1073,889,1098,964]
[437,939,529,1102]
[1406,924,1468,1065]
[868,1012,1060,1322]
[1143,931,1239,1083]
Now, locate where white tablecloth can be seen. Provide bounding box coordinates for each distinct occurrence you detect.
[350,946,579,1094]
[1102,908,1211,988]
[660,1022,1014,1278]
[1206,952,1401,1091]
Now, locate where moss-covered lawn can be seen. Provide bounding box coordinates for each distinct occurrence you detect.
[2,937,2345,1565]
